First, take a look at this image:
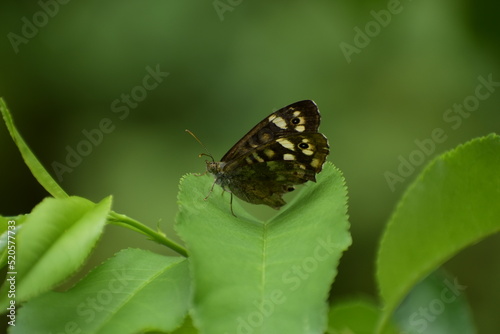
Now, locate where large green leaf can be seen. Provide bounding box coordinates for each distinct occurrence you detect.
[13,248,190,334]
[0,98,68,199]
[376,134,500,332]
[0,196,111,307]
[176,162,351,334]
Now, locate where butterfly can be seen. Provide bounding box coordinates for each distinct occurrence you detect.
[200,100,329,215]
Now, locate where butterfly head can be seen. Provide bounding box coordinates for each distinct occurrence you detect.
[195,151,223,177]
[206,159,225,177]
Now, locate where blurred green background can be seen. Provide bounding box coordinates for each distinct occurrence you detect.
[1,0,499,332]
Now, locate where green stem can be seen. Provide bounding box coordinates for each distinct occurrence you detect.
[108,211,188,257]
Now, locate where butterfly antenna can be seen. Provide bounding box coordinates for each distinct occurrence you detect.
[185,129,215,162]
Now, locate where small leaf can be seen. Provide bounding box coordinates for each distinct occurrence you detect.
[327,299,399,334]
[0,196,111,307]
[0,98,68,198]
[0,215,27,268]
[393,270,475,334]
[176,163,351,334]
[13,248,190,334]
[376,134,500,332]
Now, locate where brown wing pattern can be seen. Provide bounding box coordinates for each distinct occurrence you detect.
[223,133,329,174]
[223,133,329,209]
[220,100,320,162]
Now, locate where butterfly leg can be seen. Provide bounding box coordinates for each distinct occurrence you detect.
[204,178,217,200]
[230,192,237,217]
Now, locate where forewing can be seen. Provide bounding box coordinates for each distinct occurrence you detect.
[223,133,329,176]
[221,100,321,162]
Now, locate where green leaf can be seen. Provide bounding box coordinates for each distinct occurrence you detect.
[0,196,111,307]
[13,248,190,334]
[0,98,68,199]
[393,270,475,334]
[0,99,187,257]
[169,316,199,334]
[376,134,500,332]
[108,212,188,257]
[327,299,398,334]
[0,215,27,268]
[176,162,351,334]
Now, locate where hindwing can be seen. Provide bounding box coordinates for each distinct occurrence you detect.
[220,132,329,209]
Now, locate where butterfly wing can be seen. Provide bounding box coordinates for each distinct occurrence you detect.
[223,133,329,209]
[220,100,321,162]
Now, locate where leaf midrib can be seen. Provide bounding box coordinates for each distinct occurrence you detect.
[258,221,269,333]
[92,259,184,333]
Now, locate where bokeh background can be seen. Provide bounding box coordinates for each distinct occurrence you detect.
[1,0,499,332]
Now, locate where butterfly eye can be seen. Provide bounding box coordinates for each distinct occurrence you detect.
[299,143,309,149]
[291,118,300,125]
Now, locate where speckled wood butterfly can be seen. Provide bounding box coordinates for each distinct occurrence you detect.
[195,100,329,215]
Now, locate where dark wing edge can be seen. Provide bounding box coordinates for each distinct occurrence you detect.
[220,100,321,162]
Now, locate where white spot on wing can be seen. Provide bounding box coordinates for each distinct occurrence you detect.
[302,149,314,156]
[264,149,275,158]
[277,138,295,151]
[295,125,305,132]
[272,116,288,129]
[284,154,295,160]
[252,152,264,163]
[311,158,321,168]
